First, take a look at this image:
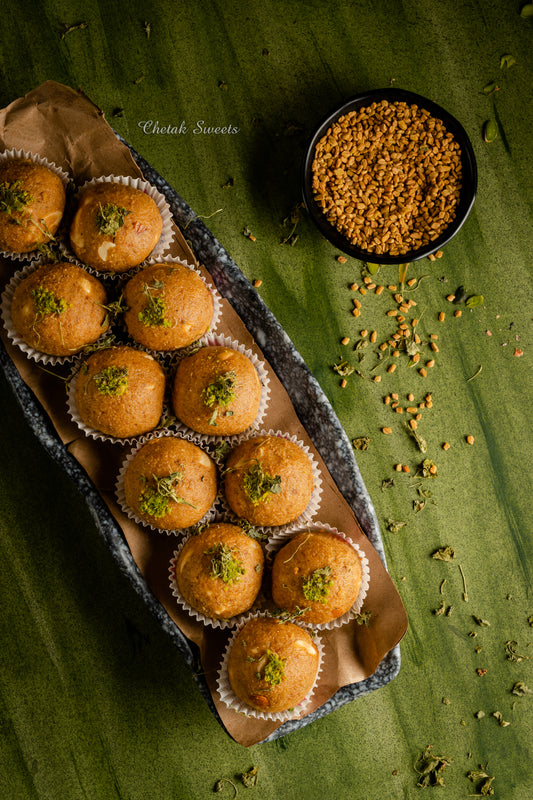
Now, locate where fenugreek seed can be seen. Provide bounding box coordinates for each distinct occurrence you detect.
[409,419,417,430]
[466,435,475,445]
[363,276,372,285]
[382,427,392,434]
[399,323,409,331]
[454,309,462,318]
[375,285,385,295]
[429,464,438,475]
[391,401,399,409]
[392,333,401,341]
[419,368,427,377]
[388,285,397,291]
[415,413,422,420]
[430,342,439,352]
[425,393,432,402]
[392,350,400,357]
[370,330,377,342]
[379,342,388,351]
[428,253,436,261]
[384,395,391,404]
[426,359,436,368]
[387,309,398,317]
[414,333,421,344]
[412,353,420,364]
[336,255,347,263]
[340,378,347,388]
[387,364,397,373]
[360,329,368,337]
[253,278,263,287]
[373,374,382,382]
[391,393,399,400]
[407,278,417,287]
[442,442,450,450]
[395,406,404,414]
[367,282,376,290]
[394,294,404,304]
[407,393,415,401]
[352,308,361,317]
[341,336,350,345]
[399,304,410,313]
[419,402,425,408]
[353,298,362,308]
[446,294,455,302]
[430,333,439,340]
[436,250,444,258]
[350,282,359,291]
[438,311,445,322]
[412,318,419,328]
[402,464,410,473]
[406,406,418,413]
[395,463,403,472]
[359,287,367,295]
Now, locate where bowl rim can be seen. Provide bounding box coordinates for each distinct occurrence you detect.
[302,87,478,264]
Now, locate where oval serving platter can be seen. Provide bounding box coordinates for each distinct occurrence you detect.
[0,83,404,744]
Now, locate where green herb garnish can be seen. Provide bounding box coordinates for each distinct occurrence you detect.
[138,470,196,518]
[0,180,32,216]
[31,286,68,318]
[262,649,286,686]
[202,371,237,425]
[92,365,128,396]
[414,745,453,788]
[243,463,281,505]
[302,566,333,604]
[138,281,170,328]
[205,542,245,585]
[95,202,130,238]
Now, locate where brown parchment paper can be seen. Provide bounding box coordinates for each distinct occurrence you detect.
[0,82,408,747]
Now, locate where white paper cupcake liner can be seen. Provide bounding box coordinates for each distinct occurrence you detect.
[265,522,370,630]
[167,533,262,629]
[117,257,223,357]
[66,348,171,445]
[115,431,219,535]
[1,260,110,366]
[60,174,174,275]
[0,148,71,262]
[216,612,324,722]
[170,333,271,443]
[218,428,323,531]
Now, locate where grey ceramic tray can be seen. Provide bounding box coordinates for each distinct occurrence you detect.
[0,139,401,743]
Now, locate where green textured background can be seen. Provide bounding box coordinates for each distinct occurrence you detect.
[0,1,532,798]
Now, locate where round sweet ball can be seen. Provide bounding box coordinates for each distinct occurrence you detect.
[69,182,163,273]
[0,158,66,253]
[172,346,262,435]
[271,530,363,625]
[74,345,166,438]
[10,262,109,356]
[173,522,264,618]
[123,436,217,530]
[227,617,320,713]
[123,263,214,350]
[223,435,314,526]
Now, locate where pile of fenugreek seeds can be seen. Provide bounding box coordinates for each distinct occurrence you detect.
[311,99,463,257]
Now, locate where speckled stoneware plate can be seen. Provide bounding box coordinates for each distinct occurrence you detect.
[0,137,401,744]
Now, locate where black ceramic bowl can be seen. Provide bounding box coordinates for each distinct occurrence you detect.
[302,88,477,264]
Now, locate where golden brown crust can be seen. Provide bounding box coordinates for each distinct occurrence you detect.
[224,435,314,526]
[74,345,166,438]
[271,530,363,624]
[69,182,163,272]
[174,522,264,618]
[227,617,319,712]
[123,263,214,350]
[123,436,217,530]
[10,262,108,355]
[0,159,66,252]
[172,346,262,435]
